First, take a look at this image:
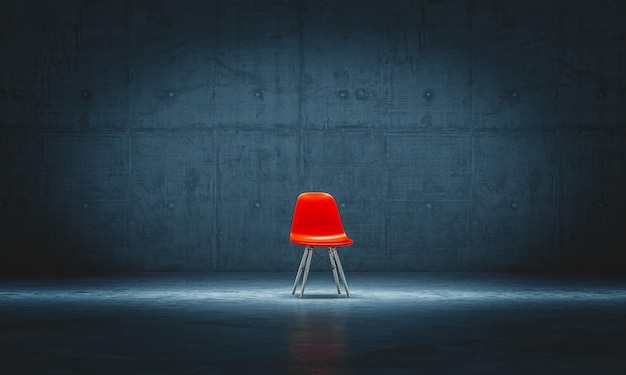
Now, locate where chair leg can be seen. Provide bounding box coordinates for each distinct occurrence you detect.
[332,247,350,298]
[292,247,309,295]
[329,247,341,294]
[300,247,313,298]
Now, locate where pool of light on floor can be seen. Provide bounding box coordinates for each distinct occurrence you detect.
[2,273,626,311]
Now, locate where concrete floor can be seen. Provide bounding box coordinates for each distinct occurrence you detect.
[1,272,626,374]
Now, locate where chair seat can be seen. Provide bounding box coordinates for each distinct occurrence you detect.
[290,234,353,247]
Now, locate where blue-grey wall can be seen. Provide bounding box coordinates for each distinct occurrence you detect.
[1,0,625,274]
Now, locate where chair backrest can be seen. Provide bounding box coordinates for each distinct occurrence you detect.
[290,192,348,238]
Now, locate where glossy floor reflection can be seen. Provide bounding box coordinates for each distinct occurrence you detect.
[1,272,626,374]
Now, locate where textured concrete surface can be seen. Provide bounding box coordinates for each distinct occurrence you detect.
[1,0,625,273]
[1,272,626,374]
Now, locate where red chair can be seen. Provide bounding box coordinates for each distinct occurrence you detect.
[290,192,353,298]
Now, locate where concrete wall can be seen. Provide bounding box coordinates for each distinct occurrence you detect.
[1,0,625,274]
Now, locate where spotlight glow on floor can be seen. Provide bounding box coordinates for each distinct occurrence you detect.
[2,272,625,312]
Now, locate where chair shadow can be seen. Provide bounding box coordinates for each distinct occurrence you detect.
[293,293,350,299]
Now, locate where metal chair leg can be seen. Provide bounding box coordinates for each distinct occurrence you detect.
[329,247,341,294]
[300,247,313,298]
[292,247,309,295]
[332,247,350,298]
